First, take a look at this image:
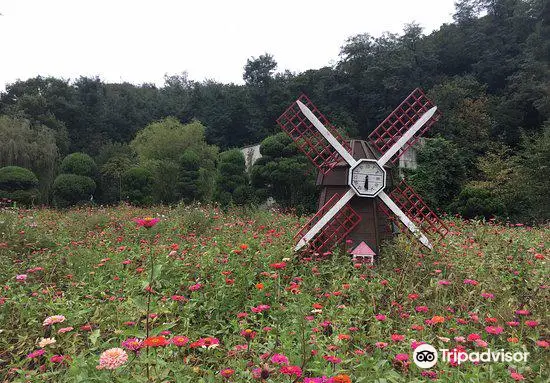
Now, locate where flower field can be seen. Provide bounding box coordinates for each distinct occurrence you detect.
[0,204,548,382]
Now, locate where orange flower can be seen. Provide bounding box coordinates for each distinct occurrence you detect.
[240,244,248,250]
[331,374,352,383]
[431,315,445,324]
[255,283,264,290]
[508,337,519,343]
[142,336,169,347]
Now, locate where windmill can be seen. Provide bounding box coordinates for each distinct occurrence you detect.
[276,88,449,256]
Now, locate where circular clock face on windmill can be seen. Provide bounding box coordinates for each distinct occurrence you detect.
[348,159,386,197]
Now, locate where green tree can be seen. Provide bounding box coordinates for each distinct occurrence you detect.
[60,152,98,179]
[407,137,467,210]
[52,174,96,207]
[0,166,40,205]
[178,150,201,203]
[121,167,154,206]
[215,149,251,206]
[131,118,218,203]
[250,133,317,214]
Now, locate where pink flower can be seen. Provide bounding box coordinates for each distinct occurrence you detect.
[43,315,66,326]
[507,321,520,327]
[391,334,405,342]
[475,339,488,347]
[438,280,451,286]
[27,349,45,359]
[97,348,128,370]
[375,314,386,321]
[415,306,429,313]
[16,274,27,282]
[463,279,479,286]
[375,342,388,349]
[481,292,494,299]
[467,333,481,341]
[188,283,203,291]
[251,304,270,313]
[394,353,409,362]
[536,340,549,348]
[323,355,342,364]
[271,353,289,365]
[525,320,539,328]
[411,340,425,349]
[57,326,74,334]
[485,326,504,335]
[510,371,525,381]
[171,336,189,347]
[50,355,66,364]
[135,217,159,228]
[515,310,530,316]
[121,338,142,351]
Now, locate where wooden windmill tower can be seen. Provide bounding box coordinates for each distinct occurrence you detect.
[276,89,449,257]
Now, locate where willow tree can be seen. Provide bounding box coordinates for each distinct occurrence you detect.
[0,116,59,201]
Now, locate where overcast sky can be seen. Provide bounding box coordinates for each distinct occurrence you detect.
[0,0,457,90]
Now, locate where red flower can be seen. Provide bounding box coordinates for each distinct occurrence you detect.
[270,262,286,270]
[391,334,405,342]
[142,336,169,347]
[220,368,235,378]
[280,365,302,377]
[241,329,256,340]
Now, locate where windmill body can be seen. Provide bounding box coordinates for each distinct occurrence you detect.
[316,140,393,254]
[277,88,450,256]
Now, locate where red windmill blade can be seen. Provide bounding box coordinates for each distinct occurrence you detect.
[277,89,446,254]
[368,88,441,164]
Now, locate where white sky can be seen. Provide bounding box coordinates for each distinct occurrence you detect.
[0,0,456,90]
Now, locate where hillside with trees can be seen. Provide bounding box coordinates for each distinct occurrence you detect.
[0,0,548,221]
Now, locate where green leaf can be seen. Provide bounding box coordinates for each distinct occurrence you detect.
[89,329,100,346]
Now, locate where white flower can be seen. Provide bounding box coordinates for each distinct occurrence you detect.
[38,337,56,348]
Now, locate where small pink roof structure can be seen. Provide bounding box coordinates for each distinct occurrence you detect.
[350,241,376,256]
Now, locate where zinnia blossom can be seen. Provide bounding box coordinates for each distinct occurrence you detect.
[38,337,56,348]
[271,353,289,365]
[43,315,66,326]
[220,368,235,378]
[97,348,128,370]
[27,349,45,359]
[330,375,352,383]
[280,365,302,377]
[171,335,189,347]
[121,338,142,351]
[189,336,220,349]
[135,217,160,228]
[142,336,169,347]
[485,326,504,335]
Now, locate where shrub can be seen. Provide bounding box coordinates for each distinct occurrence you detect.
[60,152,98,178]
[0,166,40,205]
[52,174,96,207]
[121,167,154,206]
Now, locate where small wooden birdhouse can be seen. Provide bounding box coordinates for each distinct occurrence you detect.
[350,241,377,265]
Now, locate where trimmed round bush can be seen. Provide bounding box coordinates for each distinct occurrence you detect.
[0,166,40,205]
[52,174,96,207]
[60,152,98,178]
[121,167,154,206]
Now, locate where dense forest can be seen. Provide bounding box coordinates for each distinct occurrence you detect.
[0,0,548,221]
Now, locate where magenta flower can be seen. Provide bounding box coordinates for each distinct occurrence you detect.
[271,353,289,365]
[375,314,386,321]
[27,349,45,359]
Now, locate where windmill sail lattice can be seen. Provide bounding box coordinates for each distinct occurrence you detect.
[278,89,448,254]
[277,94,353,175]
[368,88,441,164]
